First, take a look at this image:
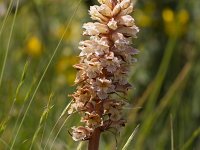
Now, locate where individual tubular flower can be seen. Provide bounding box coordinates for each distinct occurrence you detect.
[71,126,93,141]
[79,36,109,56]
[83,22,109,35]
[92,78,115,99]
[81,111,102,128]
[68,0,139,143]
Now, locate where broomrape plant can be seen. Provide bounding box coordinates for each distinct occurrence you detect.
[68,0,139,149]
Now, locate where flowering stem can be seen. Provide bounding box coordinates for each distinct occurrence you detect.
[88,127,101,150]
[88,101,103,150]
[69,0,139,145]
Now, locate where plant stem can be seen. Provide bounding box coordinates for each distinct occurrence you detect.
[88,127,101,150]
[88,101,103,150]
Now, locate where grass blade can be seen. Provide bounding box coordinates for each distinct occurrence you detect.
[0,60,29,137]
[122,125,140,150]
[9,0,82,149]
[49,115,72,150]
[43,101,72,149]
[0,0,14,37]
[135,62,192,149]
[0,138,10,149]
[29,93,54,150]
[181,126,200,150]
[170,114,174,150]
[0,0,18,89]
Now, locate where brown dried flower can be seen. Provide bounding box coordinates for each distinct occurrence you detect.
[71,126,93,141]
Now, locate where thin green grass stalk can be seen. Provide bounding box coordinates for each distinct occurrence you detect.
[0,60,29,137]
[59,101,72,120]
[0,116,9,136]
[36,142,43,150]
[146,37,177,112]
[0,0,19,89]
[136,63,191,148]
[120,38,177,141]
[9,0,82,149]
[10,76,37,138]
[0,0,14,38]
[170,114,174,150]
[0,0,20,138]
[43,101,72,149]
[10,60,30,107]
[40,122,46,146]
[120,79,155,145]
[9,77,37,149]
[121,38,177,144]
[0,138,10,149]
[1,121,10,144]
[145,0,187,112]
[77,142,84,150]
[156,63,191,113]
[29,93,54,150]
[122,78,154,126]
[135,62,192,149]
[49,115,72,150]
[181,126,200,150]
[40,114,48,146]
[122,125,140,150]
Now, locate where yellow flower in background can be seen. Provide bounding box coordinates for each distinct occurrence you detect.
[26,36,43,57]
[57,71,76,86]
[162,8,174,23]
[56,55,78,73]
[135,10,151,27]
[55,25,67,39]
[164,22,178,37]
[144,3,155,14]
[177,9,189,25]
[54,21,81,44]
[66,73,76,85]
[56,55,79,85]
[162,8,189,37]
[162,8,176,37]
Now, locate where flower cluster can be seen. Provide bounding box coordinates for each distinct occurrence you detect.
[69,0,139,141]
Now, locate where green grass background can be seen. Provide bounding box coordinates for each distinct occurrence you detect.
[0,0,199,149]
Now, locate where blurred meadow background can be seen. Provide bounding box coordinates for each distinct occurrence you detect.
[0,0,199,149]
